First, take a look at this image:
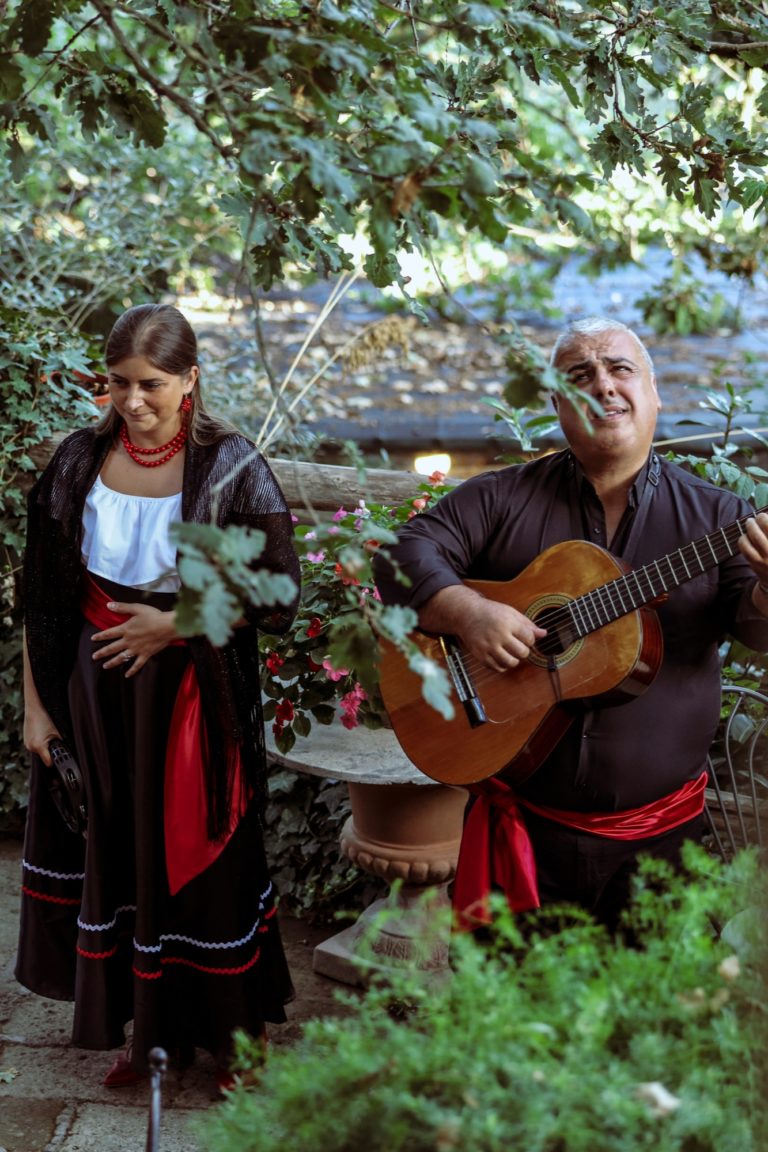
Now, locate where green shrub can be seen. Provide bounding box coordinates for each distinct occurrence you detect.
[199,846,767,1152]
[638,272,742,336]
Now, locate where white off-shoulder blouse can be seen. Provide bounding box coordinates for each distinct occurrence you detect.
[81,474,182,592]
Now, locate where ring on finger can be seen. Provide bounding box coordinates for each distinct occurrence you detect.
[121,650,132,662]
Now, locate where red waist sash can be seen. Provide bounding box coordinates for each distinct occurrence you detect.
[81,573,248,895]
[452,770,707,932]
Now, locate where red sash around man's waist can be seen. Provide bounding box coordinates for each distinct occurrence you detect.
[452,770,707,932]
[81,572,248,895]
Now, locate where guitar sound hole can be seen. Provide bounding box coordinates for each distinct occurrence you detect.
[533,606,578,658]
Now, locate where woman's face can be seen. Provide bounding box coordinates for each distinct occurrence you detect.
[107,354,197,443]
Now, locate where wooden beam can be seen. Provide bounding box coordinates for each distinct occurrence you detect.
[25,435,459,510]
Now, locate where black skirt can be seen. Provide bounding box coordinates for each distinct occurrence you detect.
[16,581,293,1071]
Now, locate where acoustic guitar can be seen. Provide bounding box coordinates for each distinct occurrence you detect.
[378,513,759,787]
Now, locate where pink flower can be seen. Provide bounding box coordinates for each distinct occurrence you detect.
[339,683,367,728]
[322,657,350,682]
[427,471,446,485]
[306,550,326,563]
[332,507,348,522]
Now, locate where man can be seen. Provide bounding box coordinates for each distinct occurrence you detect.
[373,317,768,932]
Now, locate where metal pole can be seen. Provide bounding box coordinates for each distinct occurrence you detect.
[146,1047,168,1152]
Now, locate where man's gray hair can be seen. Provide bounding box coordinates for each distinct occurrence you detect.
[550,317,655,375]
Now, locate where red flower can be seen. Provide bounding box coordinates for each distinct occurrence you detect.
[307,616,323,638]
[265,651,285,674]
[333,562,361,589]
[334,561,361,587]
[275,699,295,724]
[272,697,295,738]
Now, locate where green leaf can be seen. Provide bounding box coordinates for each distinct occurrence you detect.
[407,650,453,720]
[293,711,312,738]
[9,0,63,55]
[178,555,214,592]
[7,136,28,183]
[692,175,719,219]
[0,54,25,101]
[465,155,498,196]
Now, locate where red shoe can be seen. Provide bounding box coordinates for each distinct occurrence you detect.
[215,1067,237,1094]
[103,1053,146,1088]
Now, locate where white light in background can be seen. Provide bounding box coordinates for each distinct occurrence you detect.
[414,453,451,476]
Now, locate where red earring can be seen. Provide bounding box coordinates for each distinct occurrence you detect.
[181,394,192,414]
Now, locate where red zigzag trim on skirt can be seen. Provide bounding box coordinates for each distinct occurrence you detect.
[133,945,263,979]
[22,885,81,906]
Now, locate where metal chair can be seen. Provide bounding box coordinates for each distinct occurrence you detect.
[704,684,768,861]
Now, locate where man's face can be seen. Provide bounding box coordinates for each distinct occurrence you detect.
[551,330,661,468]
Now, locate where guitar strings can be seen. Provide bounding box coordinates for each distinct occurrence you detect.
[435,512,756,694]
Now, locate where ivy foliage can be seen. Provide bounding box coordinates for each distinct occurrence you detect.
[0,312,96,826]
[2,0,768,305]
[262,768,385,923]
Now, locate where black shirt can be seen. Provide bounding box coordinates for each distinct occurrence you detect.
[373,450,768,810]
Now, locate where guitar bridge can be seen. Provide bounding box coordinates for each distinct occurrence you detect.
[442,637,487,728]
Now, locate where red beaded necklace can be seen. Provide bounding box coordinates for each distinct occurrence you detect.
[119,421,188,468]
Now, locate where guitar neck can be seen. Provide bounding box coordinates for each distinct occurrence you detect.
[569,504,767,637]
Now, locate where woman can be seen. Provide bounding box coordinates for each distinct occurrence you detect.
[17,303,301,1089]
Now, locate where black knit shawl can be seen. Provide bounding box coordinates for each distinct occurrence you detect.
[24,426,300,838]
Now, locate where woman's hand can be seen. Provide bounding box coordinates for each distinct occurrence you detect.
[23,632,60,763]
[91,602,179,677]
[24,704,61,765]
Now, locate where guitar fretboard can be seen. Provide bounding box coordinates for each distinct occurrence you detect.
[568,506,765,637]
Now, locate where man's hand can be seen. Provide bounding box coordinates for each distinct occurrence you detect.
[739,513,768,613]
[418,585,547,673]
[739,511,768,575]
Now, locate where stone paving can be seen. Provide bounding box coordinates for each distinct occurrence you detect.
[0,838,353,1152]
[186,256,768,476]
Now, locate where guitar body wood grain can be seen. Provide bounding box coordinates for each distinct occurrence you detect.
[378,540,664,786]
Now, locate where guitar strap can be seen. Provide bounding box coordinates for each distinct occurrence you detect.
[620,452,661,566]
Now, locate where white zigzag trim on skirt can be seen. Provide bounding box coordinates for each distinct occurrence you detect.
[23,858,86,881]
[133,882,274,954]
[78,904,137,933]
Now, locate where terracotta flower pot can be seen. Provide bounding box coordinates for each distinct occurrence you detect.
[267,722,468,985]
